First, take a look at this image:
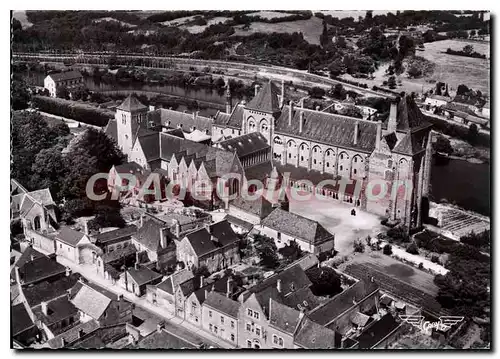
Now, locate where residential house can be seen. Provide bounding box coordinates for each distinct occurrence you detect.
[147,268,194,315]
[258,208,335,255]
[44,71,83,97]
[424,95,451,108]
[307,278,380,336]
[176,220,241,273]
[133,326,198,349]
[70,280,133,326]
[11,303,38,347]
[228,194,275,226]
[131,217,177,270]
[11,247,66,286]
[45,320,100,349]
[293,316,342,349]
[93,225,138,254]
[184,275,242,327]
[236,264,321,349]
[202,291,240,346]
[120,264,163,296]
[55,226,102,265]
[32,295,80,340]
[95,245,137,283]
[354,313,403,349]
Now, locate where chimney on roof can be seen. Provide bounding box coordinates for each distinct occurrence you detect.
[173,219,180,238]
[288,101,294,127]
[375,120,382,151]
[255,84,260,97]
[157,321,165,333]
[277,279,282,293]
[280,80,285,108]
[353,121,359,146]
[160,228,167,248]
[65,266,72,277]
[388,100,398,133]
[83,220,89,235]
[226,277,233,298]
[299,112,305,133]
[41,301,48,316]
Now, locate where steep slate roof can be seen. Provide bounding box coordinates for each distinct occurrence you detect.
[203,291,240,318]
[269,298,302,335]
[392,132,424,156]
[276,105,378,153]
[230,194,274,220]
[13,250,66,285]
[12,304,34,336]
[157,269,195,294]
[46,320,100,349]
[213,110,231,126]
[247,81,281,113]
[11,179,28,195]
[133,218,170,252]
[388,95,431,132]
[136,329,196,349]
[56,226,86,247]
[117,95,148,112]
[226,104,245,129]
[261,208,334,245]
[104,119,118,142]
[356,314,400,349]
[294,317,339,349]
[183,220,239,257]
[33,296,78,327]
[217,132,270,157]
[94,225,138,245]
[308,279,379,328]
[22,274,81,308]
[101,245,137,264]
[127,266,162,286]
[192,275,241,303]
[25,189,55,206]
[47,71,83,82]
[148,108,212,134]
[71,284,112,320]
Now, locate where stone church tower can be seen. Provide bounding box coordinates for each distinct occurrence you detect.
[242,81,281,144]
[115,95,149,158]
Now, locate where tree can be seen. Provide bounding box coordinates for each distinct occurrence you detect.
[11,78,30,110]
[353,239,365,253]
[56,85,70,100]
[339,106,363,118]
[467,123,479,145]
[307,266,342,297]
[278,241,303,263]
[407,65,422,78]
[31,147,68,202]
[193,265,211,278]
[330,83,346,100]
[328,60,343,78]
[309,86,326,99]
[253,234,279,269]
[387,76,397,89]
[383,244,392,255]
[433,135,453,154]
[463,44,474,55]
[406,242,419,255]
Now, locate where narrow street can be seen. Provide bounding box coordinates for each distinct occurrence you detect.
[54,255,236,349]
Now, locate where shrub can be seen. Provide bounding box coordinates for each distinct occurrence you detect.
[353,239,365,253]
[418,262,424,269]
[383,244,393,255]
[431,255,440,263]
[406,242,419,255]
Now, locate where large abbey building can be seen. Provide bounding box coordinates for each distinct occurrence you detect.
[212,81,433,229]
[105,81,432,229]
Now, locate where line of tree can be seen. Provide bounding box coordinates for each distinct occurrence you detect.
[445,45,486,59]
[32,95,114,127]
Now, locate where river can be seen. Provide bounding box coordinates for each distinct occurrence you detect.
[19,70,491,217]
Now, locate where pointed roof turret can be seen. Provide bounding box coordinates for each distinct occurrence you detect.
[246,81,281,114]
[117,94,148,112]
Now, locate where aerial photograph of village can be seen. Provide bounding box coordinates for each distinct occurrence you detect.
[10,9,491,350]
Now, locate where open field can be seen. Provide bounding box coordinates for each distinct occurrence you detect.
[233,17,324,45]
[182,17,232,34]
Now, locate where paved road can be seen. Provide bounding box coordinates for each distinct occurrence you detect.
[54,255,235,349]
[13,51,388,98]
